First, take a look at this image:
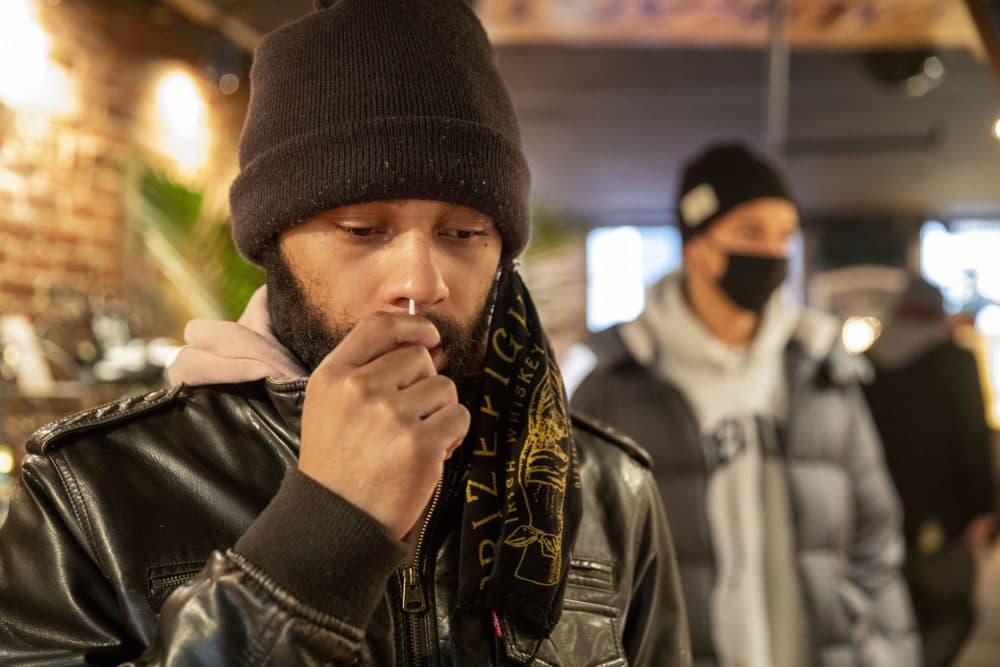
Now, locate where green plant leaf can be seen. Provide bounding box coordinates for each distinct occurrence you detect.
[127,163,264,322]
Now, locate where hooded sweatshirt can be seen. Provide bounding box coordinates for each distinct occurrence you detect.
[167,286,306,387]
[618,272,814,667]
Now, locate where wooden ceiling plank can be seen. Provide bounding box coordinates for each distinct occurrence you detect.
[477,0,980,50]
[158,0,263,52]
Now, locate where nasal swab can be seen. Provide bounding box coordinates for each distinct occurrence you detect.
[408,298,416,316]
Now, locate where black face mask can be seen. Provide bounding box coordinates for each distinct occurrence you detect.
[717,253,789,313]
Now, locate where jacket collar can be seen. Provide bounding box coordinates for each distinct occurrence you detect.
[259,378,307,449]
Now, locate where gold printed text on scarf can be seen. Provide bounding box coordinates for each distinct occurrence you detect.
[458,268,582,634]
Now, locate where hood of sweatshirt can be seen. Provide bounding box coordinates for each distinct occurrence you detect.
[167,286,307,387]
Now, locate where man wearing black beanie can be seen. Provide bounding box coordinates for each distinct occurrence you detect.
[574,142,920,666]
[0,1,690,665]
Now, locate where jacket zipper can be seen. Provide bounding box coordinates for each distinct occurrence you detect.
[399,478,444,666]
[152,570,201,590]
[149,567,204,610]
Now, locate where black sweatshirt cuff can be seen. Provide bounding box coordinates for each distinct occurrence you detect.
[234,468,407,628]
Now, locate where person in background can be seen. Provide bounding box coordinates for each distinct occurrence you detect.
[572,141,920,667]
[864,275,997,667]
[952,513,1000,667]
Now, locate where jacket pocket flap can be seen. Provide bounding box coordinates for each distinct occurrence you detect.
[567,558,616,592]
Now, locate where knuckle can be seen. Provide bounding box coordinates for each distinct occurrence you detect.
[420,344,436,364]
[446,404,471,435]
[381,397,406,423]
[310,356,338,382]
[430,373,454,392]
[422,318,442,339]
[401,428,422,450]
[343,370,374,399]
[307,366,339,395]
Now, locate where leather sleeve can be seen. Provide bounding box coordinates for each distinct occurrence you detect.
[843,385,924,667]
[623,469,693,667]
[0,455,403,666]
[0,452,136,665]
[129,551,368,666]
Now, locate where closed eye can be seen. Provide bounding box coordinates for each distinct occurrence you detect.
[339,225,385,239]
[441,229,489,241]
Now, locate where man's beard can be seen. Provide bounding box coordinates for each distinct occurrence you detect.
[263,250,493,381]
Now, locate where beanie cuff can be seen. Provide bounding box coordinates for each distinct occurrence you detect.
[230,116,531,264]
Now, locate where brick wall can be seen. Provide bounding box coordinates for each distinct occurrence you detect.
[0,0,250,461]
[0,0,248,321]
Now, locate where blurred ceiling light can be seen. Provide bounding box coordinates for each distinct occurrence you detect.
[0,0,73,113]
[219,73,240,96]
[905,77,932,98]
[993,118,1000,141]
[976,304,1000,338]
[864,50,944,99]
[842,316,882,355]
[157,70,206,141]
[0,446,13,475]
[923,56,944,80]
[154,67,210,174]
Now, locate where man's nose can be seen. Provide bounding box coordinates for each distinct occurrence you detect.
[381,233,449,311]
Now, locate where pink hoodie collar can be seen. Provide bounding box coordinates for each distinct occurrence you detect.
[167,286,307,387]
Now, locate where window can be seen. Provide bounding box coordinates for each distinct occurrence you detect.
[921,220,1000,425]
[585,225,682,331]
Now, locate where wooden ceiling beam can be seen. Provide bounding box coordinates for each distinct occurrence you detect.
[478,0,981,51]
[157,0,263,53]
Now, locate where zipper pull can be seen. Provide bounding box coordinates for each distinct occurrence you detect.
[401,565,426,613]
[491,610,507,665]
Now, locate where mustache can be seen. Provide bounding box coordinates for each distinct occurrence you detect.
[421,312,470,350]
[319,307,490,378]
[264,248,494,375]
[397,308,491,379]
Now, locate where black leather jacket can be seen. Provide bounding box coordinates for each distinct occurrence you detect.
[0,379,691,666]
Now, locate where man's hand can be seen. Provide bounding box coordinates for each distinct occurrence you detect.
[298,312,470,540]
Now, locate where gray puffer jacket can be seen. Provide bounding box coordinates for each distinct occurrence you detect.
[572,320,920,667]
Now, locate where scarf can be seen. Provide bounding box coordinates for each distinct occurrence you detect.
[457,266,582,634]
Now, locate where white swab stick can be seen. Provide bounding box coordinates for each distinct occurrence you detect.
[408,299,416,316]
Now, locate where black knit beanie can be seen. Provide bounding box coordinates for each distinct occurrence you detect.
[230,0,531,264]
[676,142,792,243]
